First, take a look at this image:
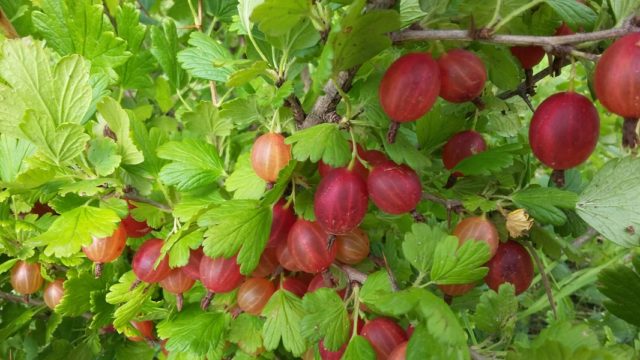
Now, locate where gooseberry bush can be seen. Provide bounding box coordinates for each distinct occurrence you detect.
[1,0,640,359]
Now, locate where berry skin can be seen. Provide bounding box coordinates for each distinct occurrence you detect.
[44,279,65,310]
[367,161,422,215]
[361,317,408,360]
[251,133,291,183]
[438,49,487,103]
[442,130,487,173]
[510,46,545,70]
[379,53,441,123]
[529,92,599,170]
[132,239,172,283]
[10,261,43,295]
[267,199,296,248]
[314,168,368,235]
[83,222,128,277]
[335,228,370,265]
[122,200,152,238]
[287,219,337,274]
[237,277,275,315]
[485,241,534,295]
[199,255,244,293]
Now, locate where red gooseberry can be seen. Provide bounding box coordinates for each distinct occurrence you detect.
[367,161,422,215]
[252,247,279,278]
[182,247,204,280]
[237,277,275,315]
[251,133,291,183]
[442,130,487,175]
[388,341,408,360]
[10,260,43,295]
[485,241,534,295]
[361,317,408,360]
[278,276,308,298]
[335,228,370,265]
[83,222,128,277]
[529,92,599,170]
[160,267,195,311]
[267,199,296,248]
[128,320,154,342]
[44,279,65,310]
[132,238,172,283]
[314,168,368,235]
[122,200,152,238]
[438,49,487,104]
[288,219,337,274]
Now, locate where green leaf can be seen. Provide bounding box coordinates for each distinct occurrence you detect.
[58,178,117,196]
[115,4,155,90]
[238,0,264,34]
[610,0,639,25]
[510,321,603,358]
[415,101,468,153]
[87,138,122,176]
[177,32,236,82]
[512,187,578,225]
[225,152,267,200]
[406,322,468,360]
[0,135,35,182]
[57,272,105,317]
[598,256,640,327]
[226,61,269,87]
[0,258,18,275]
[285,123,350,166]
[251,0,311,36]
[130,201,167,229]
[130,120,167,177]
[473,283,518,334]
[430,235,491,285]
[228,313,265,355]
[0,306,45,340]
[262,290,307,356]
[32,205,120,257]
[198,200,272,274]
[168,229,205,268]
[544,0,597,30]
[576,157,640,247]
[19,111,90,166]
[383,128,430,170]
[402,223,448,273]
[96,97,144,165]
[157,305,230,355]
[105,271,159,329]
[181,102,233,141]
[477,45,521,90]
[301,289,350,350]
[0,41,92,137]
[342,336,376,360]
[453,143,523,176]
[416,289,469,356]
[150,20,184,89]
[32,0,130,72]
[157,139,225,191]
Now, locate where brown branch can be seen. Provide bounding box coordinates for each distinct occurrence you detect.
[285,95,306,126]
[0,7,18,39]
[338,264,368,284]
[524,242,557,319]
[124,193,173,213]
[497,63,569,100]
[301,68,358,129]
[0,291,44,306]
[391,22,640,46]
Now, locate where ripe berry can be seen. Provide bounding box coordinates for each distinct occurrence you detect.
[122,200,152,238]
[335,228,370,265]
[314,168,368,235]
[287,219,337,274]
[43,279,64,310]
[529,92,599,170]
[594,33,640,147]
[440,216,499,296]
[485,241,534,295]
[267,199,296,248]
[128,320,154,342]
[10,261,43,295]
[510,46,545,70]
[379,53,440,123]
[83,223,128,277]
[360,149,389,167]
[132,239,171,283]
[251,133,291,183]
[31,201,54,217]
[199,255,244,293]
[367,161,422,215]
[237,277,275,315]
[438,49,487,104]
[252,247,279,277]
[319,340,347,360]
[555,23,574,36]
[276,241,301,272]
[361,317,408,360]
[183,247,204,280]
[279,276,308,297]
[388,341,408,360]
[442,130,487,174]
[160,268,195,311]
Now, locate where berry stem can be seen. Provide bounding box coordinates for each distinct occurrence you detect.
[130,279,142,291]
[176,293,184,312]
[94,263,103,278]
[550,169,565,188]
[471,97,485,110]
[622,117,639,148]
[524,69,535,96]
[200,291,214,310]
[387,121,400,144]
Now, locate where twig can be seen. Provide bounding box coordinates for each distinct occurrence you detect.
[301,68,358,129]
[135,0,150,18]
[422,192,465,228]
[285,95,306,126]
[391,22,640,46]
[0,291,44,306]
[0,7,18,38]
[524,242,557,319]
[124,193,173,213]
[572,227,598,248]
[338,264,368,284]
[497,63,569,100]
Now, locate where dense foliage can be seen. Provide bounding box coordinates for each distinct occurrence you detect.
[0,0,640,359]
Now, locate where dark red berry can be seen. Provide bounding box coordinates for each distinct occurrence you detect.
[132,239,171,283]
[314,168,368,235]
[510,46,545,70]
[442,130,487,173]
[361,317,408,360]
[438,49,487,103]
[199,255,244,293]
[529,92,599,169]
[367,161,421,215]
[288,219,337,274]
[485,241,534,295]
